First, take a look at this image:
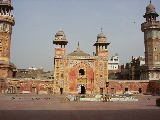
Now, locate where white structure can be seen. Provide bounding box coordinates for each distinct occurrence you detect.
[108,53,119,70]
[29,67,37,70]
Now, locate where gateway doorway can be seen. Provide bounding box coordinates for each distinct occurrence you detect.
[139,88,142,93]
[100,88,103,95]
[32,87,36,94]
[60,88,63,94]
[81,86,85,94]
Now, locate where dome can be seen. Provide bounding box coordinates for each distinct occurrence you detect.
[146,2,156,13]
[67,42,90,56]
[55,29,66,37]
[68,51,90,56]
[96,28,108,43]
[97,32,106,39]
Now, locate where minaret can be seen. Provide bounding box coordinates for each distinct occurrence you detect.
[0,0,15,78]
[141,1,160,80]
[93,28,110,94]
[53,29,68,56]
[53,29,68,94]
[0,0,15,61]
[93,28,110,57]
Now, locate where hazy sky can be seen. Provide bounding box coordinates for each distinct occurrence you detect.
[10,0,160,71]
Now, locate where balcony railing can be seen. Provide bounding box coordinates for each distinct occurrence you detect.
[0,13,15,24]
[0,13,14,17]
[141,21,160,31]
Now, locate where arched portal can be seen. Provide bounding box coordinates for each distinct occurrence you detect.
[68,62,94,94]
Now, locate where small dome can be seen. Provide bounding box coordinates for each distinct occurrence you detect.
[55,29,66,40]
[55,29,66,37]
[96,28,108,43]
[68,51,90,56]
[115,53,119,56]
[97,32,106,39]
[67,42,90,56]
[146,3,156,13]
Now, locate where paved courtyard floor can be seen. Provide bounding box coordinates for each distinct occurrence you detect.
[0,94,160,120]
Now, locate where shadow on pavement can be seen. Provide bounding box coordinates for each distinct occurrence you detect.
[0,109,160,120]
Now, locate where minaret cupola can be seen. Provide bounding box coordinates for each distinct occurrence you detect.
[97,29,107,42]
[53,29,68,45]
[93,28,110,57]
[53,29,68,56]
[143,0,159,22]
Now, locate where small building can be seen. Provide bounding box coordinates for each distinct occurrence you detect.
[16,67,54,80]
[108,53,119,70]
[121,56,145,80]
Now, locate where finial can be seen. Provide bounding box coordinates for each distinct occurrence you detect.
[60,27,62,31]
[78,41,80,48]
[150,0,151,4]
[101,27,102,32]
[75,41,81,52]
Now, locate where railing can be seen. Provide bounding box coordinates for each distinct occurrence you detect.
[0,13,14,17]
[141,21,160,31]
[0,13,15,24]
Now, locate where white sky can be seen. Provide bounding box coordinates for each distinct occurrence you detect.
[10,0,160,71]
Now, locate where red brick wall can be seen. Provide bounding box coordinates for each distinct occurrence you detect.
[108,81,149,94]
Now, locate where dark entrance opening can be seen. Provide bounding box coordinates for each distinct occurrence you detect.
[81,86,85,94]
[156,88,160,94]
[17,87,20,94]
[100,88,103,95]
[139,88,142,93]
[60,88,63,94]
[48,88,51,94]
[125,88,128,91]
[32,87,36,94]
[111,88,114,94]
[79,69,85,76]
[8,86,15,94]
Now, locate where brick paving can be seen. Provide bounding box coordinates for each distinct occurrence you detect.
[0,94,160,120]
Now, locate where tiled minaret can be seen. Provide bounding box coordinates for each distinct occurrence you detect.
[141,0,160,80]
[0,0,16,78]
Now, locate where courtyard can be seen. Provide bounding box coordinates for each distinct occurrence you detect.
[0,94,160,120]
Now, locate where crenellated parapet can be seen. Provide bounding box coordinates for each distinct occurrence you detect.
[0,13,15,26]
